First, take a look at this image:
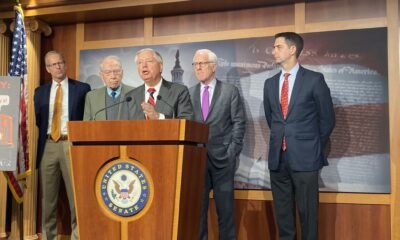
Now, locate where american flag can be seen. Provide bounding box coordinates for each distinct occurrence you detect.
[4,5,29,203]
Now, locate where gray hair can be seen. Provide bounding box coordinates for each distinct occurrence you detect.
[100,55,122,71]
[45,50,65,65]
[134,48,163,64]
[193,49,218,63]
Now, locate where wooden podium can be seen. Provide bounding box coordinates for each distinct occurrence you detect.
[68,120,208,240]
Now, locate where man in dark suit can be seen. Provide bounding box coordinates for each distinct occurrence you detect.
[189,49,246,240]
[34,51,91,240]
[263,32,335,240]
[83,55,133,120]
[121,48,193,120]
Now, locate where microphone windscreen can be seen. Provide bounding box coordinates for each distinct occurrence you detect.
[125,96,132,102]
[157,95,162,100]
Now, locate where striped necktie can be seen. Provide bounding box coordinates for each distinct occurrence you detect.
[146,88,156,119]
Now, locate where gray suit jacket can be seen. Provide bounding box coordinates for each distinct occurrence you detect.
[189,80,246,168]
[83,83,134,120]
[121,79,193,120]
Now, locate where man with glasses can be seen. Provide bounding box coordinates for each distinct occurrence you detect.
[189,49,246,240]
[121,48,193,120]
[34,50,91,240]
[83,55,133,120]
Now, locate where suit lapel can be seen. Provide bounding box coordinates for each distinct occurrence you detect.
[97,87,107,120]
[136,85,145,103]
[156,79,171,113]
[272,73,283,119]
[192,84,203,121]
[43,83,52,121]
[287,66,305,118]
[118,84,128,119]
[207,79,221,122]
[68,79,75,120]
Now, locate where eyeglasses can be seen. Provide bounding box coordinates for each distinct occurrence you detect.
[192,61,214,68]
[47,62,65,68]
[102,69,122,76]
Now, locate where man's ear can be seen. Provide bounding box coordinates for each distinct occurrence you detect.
[290,45,297,56]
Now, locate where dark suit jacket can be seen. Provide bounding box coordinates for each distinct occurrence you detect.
[83,83,134,120]
[34,78,91,168]
[263,66,335,171]
[121,79,193,120]
[189,80,246,168]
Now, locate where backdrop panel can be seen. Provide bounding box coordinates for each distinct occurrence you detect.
[79,28,389,193]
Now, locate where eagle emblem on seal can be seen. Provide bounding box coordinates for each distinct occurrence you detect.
[113,179,135,200]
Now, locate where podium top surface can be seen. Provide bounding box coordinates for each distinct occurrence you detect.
[68,119,208,144]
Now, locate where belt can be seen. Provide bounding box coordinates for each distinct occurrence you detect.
[47,134,68,141]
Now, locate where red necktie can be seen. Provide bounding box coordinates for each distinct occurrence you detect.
[281,73,290,150]
[147,88,156,106]
[146,88,156,119]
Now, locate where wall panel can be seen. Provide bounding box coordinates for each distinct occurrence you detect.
[84,19,144,41]
[153,6,294,36]
[208,200,390,240]
[41,24,77,83]
[305,0,386,23]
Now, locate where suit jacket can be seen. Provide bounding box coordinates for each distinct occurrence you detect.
[34,78,91,168]
[121,79,193,120]
[83,83,134,120]
[189,80,246,168]
[263,66,335,171]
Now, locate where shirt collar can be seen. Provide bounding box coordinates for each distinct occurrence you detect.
[107,84,122,97]
[280,63,300,79]
[201,78,216,90]
[145,78,163,93]
[52,77,68,88]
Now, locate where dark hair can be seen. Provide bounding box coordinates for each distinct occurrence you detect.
[275,32,304,58]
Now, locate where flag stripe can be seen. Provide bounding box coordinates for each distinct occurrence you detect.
[6,5,29,203]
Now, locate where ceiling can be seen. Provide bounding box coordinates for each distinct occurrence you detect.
[0,0,309,25]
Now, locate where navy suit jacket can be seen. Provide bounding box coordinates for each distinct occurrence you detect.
[34,79,91,168]
[263,66,335,171]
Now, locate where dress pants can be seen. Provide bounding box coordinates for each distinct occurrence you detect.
[199,159,236,240]
[40,139,78,240]
[270,151,319,240]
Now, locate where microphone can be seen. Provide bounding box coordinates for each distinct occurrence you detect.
[157,95,175,119]
[92,96,132,120]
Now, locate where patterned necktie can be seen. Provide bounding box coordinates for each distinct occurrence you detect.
[51,83,62,141]
[202,86,210,120]
[281,73,290,150]
[146,88,156,119]
[147,88,156,106]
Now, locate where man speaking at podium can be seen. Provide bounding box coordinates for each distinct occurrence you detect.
[83,55,133,120]
[189,49,246,240]
[34,51,91,240]
[120,48,193,120]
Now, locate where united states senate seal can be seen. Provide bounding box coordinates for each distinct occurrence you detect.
[95,160,153,219]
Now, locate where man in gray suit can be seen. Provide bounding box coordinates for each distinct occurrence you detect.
[121,48,193,120]
[264,32,335,240]
[189,49,246,240]
[83,55,133,120]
